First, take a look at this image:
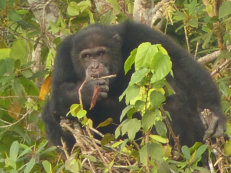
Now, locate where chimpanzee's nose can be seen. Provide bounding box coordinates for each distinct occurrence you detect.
[92,60,100,68]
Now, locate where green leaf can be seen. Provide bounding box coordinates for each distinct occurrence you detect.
[142,111,155,131]
[129,68,149,86]
[10,141,19,161]
[219,81,229,97]
[20,77,39,96]
[150,135,168,143]
[186,0,198,15]
[0,48,10,59]
[219,1,231,18]
[24,158,35,173]
[135,42,158,70]
[182,146,191,160]
[67,0,91,16]
[150,52,172,83]
[101,133,115,146]
[22,70,33,78]
[173,11,187,21]
[194,144,207,161]
[18,145,33,158]
[65,156,81,173]
[115,123,122,139]
[13,78,25,96]
[10,40,29,64]
[124,85,140,105]
[140,144,148,165]
[67,104,87,119]
[121,118,141,140]
[148,143,164,161]
[155,121,167,137]
[42,160,52,173]
[0,58,15,75]
[97,118,113,128]
[124,48,136,74]
[77,110,87,119]
[9,10,22,21]
[140,143,164,165]
[150,91,166,109]
[67,2,79,16]
[106,0,121,13]
[224,141,231,156]
[0,0,6,10]
[120,105,132,122]
[189,17,198,28]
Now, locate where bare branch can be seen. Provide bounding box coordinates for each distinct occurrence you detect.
[198,46,231,64]
[211,59,231,76]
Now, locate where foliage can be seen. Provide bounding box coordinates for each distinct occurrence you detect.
[0,0,230,172]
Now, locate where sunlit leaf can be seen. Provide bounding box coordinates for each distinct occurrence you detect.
[0,48,10,59]
[97,118,113,128]
[224,141,231,156]
[129,68,149,86]
[150,134,168,144]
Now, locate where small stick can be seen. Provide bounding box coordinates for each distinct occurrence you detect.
[78,74,117,105]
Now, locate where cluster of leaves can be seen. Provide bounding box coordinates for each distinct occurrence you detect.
[114,43,210,172]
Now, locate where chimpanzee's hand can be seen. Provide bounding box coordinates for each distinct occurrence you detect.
[203,111,226,140]
[81,61,110,106]
[84,78,109,100]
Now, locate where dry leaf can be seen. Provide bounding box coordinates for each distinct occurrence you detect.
[39,74,51,100]
[89,86,101,110]
[8,101,22,119]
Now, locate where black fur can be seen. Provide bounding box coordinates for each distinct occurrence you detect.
[42,21,226,152]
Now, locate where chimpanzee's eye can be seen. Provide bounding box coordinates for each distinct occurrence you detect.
[80,52,91,59]
[97,50,105,57]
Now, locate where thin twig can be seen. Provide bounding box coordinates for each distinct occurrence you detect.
[78,80,87,105]
[85,126,109,164]
[160,107,181,153]
[0,109,33,128]
[211,59,231,76]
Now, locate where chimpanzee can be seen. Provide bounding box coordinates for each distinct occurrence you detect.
[42,20,226,152]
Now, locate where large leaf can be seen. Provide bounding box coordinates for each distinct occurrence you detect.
[219,1,231,18]
[10,40,29,64]
[142,111,155,131]
[150,52,172,83]
[135,42,158,70]
[121,118,141,140]
[129,68,150,86]
[124,48,136,74]
[150,90,166,109]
